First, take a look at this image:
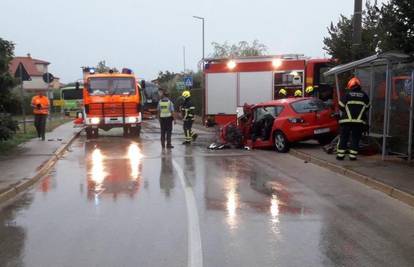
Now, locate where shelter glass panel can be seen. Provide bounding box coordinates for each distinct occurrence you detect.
[387,63,414,156]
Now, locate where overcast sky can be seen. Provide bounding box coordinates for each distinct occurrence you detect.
[1,0,387,83]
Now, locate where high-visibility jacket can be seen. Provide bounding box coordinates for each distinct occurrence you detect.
[31,95,50,115]
[158,99,173,118]
[181,98,195,121]
[339,88,370,124]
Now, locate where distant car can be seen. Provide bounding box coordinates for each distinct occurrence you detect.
[220,97,339,152]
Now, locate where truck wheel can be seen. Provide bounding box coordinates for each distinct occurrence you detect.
[93,129,99,138]
[86,128,93,139]
[274,131,289,153]
[129,126,141,138]
[123,126,130,137]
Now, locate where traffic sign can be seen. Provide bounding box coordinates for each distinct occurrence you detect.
[14,63,31,81]
[176,81,185,91]
[184,76,193,88]
[42,72,54,83]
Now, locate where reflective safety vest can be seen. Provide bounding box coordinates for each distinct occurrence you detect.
[339,89,370,124]
[159,100,172,118]
[31,95,50,115]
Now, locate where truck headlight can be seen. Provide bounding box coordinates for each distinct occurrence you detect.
[127,117,137,123]
[90,117,100,124]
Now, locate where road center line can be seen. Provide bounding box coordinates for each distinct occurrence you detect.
[172,159,203,267]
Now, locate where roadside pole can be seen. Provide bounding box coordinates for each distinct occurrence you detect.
[19,68,27,134]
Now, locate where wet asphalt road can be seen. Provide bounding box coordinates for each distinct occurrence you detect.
[1,121,414,267]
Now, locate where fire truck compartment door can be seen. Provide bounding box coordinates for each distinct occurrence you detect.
[239,72,273,106]
[207,73,237,114]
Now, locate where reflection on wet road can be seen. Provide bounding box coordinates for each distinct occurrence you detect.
[1,124,414,267]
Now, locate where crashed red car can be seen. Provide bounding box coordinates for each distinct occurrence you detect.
[218,97,339,152]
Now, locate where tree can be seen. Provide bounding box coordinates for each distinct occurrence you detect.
[0,38,17,109]
[210,40,267,58]
[95,60,118,73]
[323,1,381,64]
[0,38,18,140]
[378,0,414,53]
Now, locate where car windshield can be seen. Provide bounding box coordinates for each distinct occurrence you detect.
[291,98,327,113]
[62,88,83,100]
[88,78,135,96]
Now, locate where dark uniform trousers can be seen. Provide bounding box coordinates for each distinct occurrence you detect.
[34,114,47,139]
[160,117,173,147]
[183,119,194,142]
[337,123,364,159]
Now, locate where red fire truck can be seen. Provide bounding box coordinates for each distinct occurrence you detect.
[203,55,336,126]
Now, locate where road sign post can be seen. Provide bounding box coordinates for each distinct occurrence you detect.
[14,63,31,133]
[43,72,54,121]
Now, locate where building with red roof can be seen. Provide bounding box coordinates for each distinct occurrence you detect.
[9,54,60,91]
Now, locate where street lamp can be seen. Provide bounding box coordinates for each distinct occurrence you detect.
[193,16,205,69]
[193,16,206,123]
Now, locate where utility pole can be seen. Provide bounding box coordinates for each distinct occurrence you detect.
[352,0,363,59]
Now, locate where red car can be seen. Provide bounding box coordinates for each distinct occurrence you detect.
[219,97,339,152]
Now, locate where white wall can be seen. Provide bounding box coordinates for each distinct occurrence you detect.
[23,76,48,90]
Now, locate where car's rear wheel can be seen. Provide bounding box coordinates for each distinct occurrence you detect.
[274,131,289,153]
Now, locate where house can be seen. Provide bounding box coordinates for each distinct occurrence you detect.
[9,54,60,92]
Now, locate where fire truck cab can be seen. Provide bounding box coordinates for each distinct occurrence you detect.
[204,55,336,126]
[82,69,142,139]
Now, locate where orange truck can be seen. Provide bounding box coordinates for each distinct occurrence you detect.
[81,68,143,139]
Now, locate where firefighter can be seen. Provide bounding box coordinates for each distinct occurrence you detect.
[181,90,198,144]
[278,88,287,99]
[294,89,302,98]
[336,77,370,161]
[157,89,175,149]
[31,90,50,141]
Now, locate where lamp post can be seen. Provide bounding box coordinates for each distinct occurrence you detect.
[193,16,205,69]
[193,16,206,122]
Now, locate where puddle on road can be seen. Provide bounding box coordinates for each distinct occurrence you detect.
[203,157,312,232]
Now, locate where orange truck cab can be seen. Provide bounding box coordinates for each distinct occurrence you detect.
[82,69,143,139]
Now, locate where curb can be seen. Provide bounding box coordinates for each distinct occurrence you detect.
[288,149,414,208]
[0,129,83,205]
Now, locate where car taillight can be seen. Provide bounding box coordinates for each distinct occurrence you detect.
[288,117,305,123]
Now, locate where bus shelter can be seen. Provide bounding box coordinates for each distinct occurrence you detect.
[324,52,414,161]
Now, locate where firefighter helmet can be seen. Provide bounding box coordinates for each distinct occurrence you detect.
[347,77,361,90]
[278,88,287,96]
[294,90,302,97]
[305,86,314,94]
[182,90,191,98]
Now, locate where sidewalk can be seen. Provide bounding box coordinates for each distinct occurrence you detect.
[290,142,414,206]
[0,122,80,197]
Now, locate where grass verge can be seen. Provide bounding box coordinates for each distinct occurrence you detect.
[0,116,72,155]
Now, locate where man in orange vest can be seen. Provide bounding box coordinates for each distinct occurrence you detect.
[31,90,50,141]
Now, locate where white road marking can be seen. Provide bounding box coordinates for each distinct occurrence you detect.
[172,159,203,267]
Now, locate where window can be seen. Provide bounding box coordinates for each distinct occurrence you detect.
[291,99,327,113]
[254,106,284,121]
[274,71,304,99]
[62,89,83,100]
[88,78,135,96]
